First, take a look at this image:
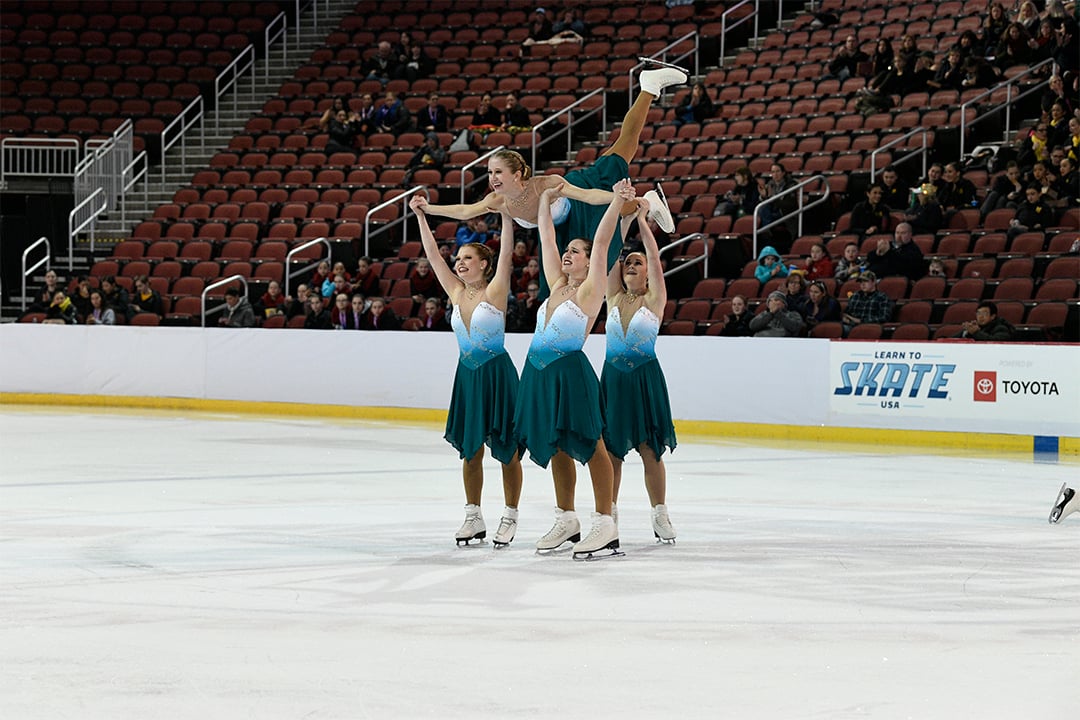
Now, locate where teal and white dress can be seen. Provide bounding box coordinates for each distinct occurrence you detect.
[513,298,604,468]
[444,301,521,465]
[600,304,677,461]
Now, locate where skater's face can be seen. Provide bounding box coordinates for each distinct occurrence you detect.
[562,239,590,279]
[455,246,488,283]
[487,158,522,194]
[622,252,647,291]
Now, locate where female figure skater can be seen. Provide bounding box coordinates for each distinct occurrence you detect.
[603,199,678,543]
[409,195,523,548]
[415,63,686,291]
[514,179,636,560]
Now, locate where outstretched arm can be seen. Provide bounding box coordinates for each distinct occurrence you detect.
[636,201,668,308]
[409,195,462,302]
[537,184,565,291]
[560,181,616,206]
[488,208,516,307]
[607,258,624,303]
[418,193,500,221]
[579,178,634,312]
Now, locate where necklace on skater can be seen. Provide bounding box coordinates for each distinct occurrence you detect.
[464,282,484,300]
[510,183,531,208]
[623,289,641,303]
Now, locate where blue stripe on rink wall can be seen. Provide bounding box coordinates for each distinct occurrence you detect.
[1033,436,1059,462]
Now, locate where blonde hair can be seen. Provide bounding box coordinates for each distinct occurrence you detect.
[493,149,532,180]
[461,242,495,281]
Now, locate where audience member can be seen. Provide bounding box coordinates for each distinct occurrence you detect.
[1008,184,1053,238]
[524,7,554,43]
[783,273,809,317]
[404,132,447,184]
[879,166,910,210]
[714,166,760,219]
[981,161,1025,218]
[353,257,380,296]
[500,93,532,132]
[309,260,332,291]
[1040,75,1075,121]
[848,183,893,237]
[994,22,1035,70]
[749,291,805,337]
[758,163,797,241]
[981,3,1011,55]
[398,43,435,82]
[354,92,378,136]
[962,56,1002,89]
[928,258,948,277]
[1018,122,1051,172]
[955,301,1016,341]
[284,283,310,320]
[99,276,129,321]
[1049,17,1078,75]
[362,297,401,330]
[1056,155,1078,205]
[719,294,754,337]
[418,297,450,331]
[410,257,441,304]
[218,287,256,328]
[304,293,332,329]
[418,93,449,134]
[551,8,587,36]
[803,280,842,330]
[826,34,869,81]
[129,275,163,317]
[515,256,540,294]
[344,294,367,329]
[904,183,944,234]
[1017,2,1041,35]
[469,93,502,136]
[842,271,892,335]
[804,242,836,281]
[938,162,979,215]
[868,37,894,80]
[322,273,352,301]
[44,289,78,324]
[68,276,93,321]
[454,216,492,250]
[516,280,541,333]
[256,280,287,318]
[928,46,966,90]
[1047,100,1072,148]
[364,41,400,85]
[865,234,904,279]
[85,290,114,325]
[834,242,864,281]
[674,82,715,126]
[375,90,411,134]
[330,293,353,329]
[30,268,61,313]
[754,245,789,284]
[319,105,360,155]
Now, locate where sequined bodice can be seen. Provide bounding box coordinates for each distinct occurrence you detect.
[452,301,506,369]
[512,196,571,229]
[605,305,660,371]
[527,298,588,369]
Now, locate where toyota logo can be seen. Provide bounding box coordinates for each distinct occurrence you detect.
[976,377,994,395]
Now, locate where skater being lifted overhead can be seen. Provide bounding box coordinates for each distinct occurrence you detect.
[603,197,679,545]
[410,194,524,549]
[415,60,686,296]
[514,179,635,561]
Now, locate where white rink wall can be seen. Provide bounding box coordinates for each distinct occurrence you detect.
[1,324,1077,439]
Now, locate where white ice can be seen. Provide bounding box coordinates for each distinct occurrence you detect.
[1,407,1077,720]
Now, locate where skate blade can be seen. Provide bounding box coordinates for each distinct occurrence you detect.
[573,548,626,561]
[455,531,486,546]
[653,533,676,544]
[535,542,576,556]
[492,539,512,549]
[637,56,688,73]
[1049,482,1073,524]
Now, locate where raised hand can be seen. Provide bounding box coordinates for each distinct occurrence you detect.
[409,195,428,213]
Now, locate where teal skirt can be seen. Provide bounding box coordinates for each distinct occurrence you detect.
[444,352,521,466]
[514,351,604,468]
[600,358,678,461]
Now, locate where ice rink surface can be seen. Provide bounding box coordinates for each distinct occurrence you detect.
[1,406,1077,720]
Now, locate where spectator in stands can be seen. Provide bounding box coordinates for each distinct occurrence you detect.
[1041,75,1075,123]
[516,280,542,333]
[1017,2,1041,36]
[961,55,1001,89]
[330,293,352,329]
[69,276,93,321]
[1049,17,1079,75]
[1067,116,1080,164]
[904,183,944,235]
[323,273,351,300]
[928,258,947,278]
[309,260,332,291]
[85,290,114,326]
[981,160,1026,218]
[404,132,447,185]
[1008,184,1053,239]
[99,276,129,321]
[893,222,926,281]
[500,93,532,132]
[981,3,1011,55]
[1027,160,1061,206]
[1047,100,1072,148]
[320,105,360,155]
[868,37,894,81]
[552,8,587,36]
[895,34,918,68]
[754,245,789,284]
[515,256,540,294]
[803,242,835,281]
[470,93,502,134]
[397,42,434,83]
[803,280,842,331]
[865,234,904,279]
[218,287,255,328]
[879,166,910,210]
[673,82,715,126]
[834,241,864,281]
[955,301,1016,341]
[1057,155,1079,205]
[510,239,530,270]
[256,280,287,318]
[419,93,449,134]
[842,271,892,335]
[928,47,966,91]
[30,269,61,314]
[938,162,979,214]
[1043,0,1069,22]
[362,297,401,330]
[354,92,378,137]
[375,91,410,135]
[129,275,163,318]
[43,290,78,325]
[410,257,441,302]
[344,294,367,329]
[719,294,754,337]
[993,23,1035,70]
[352,257,380,297]
[826,34,869,81]
[749,291,804,337]
[956,29,982,60]
[418,297,450,331]
[284,283,310,320]
[364,41,400,85]
[919,163,946,193]
[783,273,809,317]
[1032,18,1058,61]
[304,293,331,329]
[714,166,760,219]
[758,163,797,240]
[524,7,554,44]
[849,183,893,238]
[455,216,492,251]
[392,32,416,66]
[1018,123,1051,172]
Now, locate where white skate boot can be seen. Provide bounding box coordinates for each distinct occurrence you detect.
[493,506,518,548]
[651,503,676,543]
[643,183,675,233]
[639,64,687,97]
[1049,484,1078,524]
[455,504,486,546]
[535,508,581,553]
[572,512,624,561]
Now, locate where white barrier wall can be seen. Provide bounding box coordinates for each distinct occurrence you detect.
[1,324,1077,438]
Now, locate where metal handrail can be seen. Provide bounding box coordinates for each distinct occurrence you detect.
[461,145,505,203]
[67,188,107,270]
[266,12,288,80]
[626,31,700,104]
[959,58,1054,158]
[284,237,331,296]
[363,185,430,258]
[659,232,710,280]
[160,95,205,187]
[116,150,149,228]
[214,45,256,134]
[530,88,606,171]
[200,275,249,328]
[20,236,50,311]
[870,127,930,182]
[719,0,758,67]
[751,174,831,259]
